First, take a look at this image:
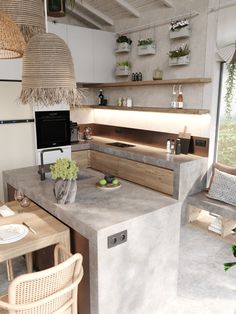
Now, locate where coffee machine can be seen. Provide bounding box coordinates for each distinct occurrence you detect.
[70,121,79,143]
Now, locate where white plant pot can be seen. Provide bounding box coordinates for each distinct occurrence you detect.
[169,55,190,66]
[115,65,131,76]
[138,43,156,56]
[115,42,131,53]
[169,26,191,39]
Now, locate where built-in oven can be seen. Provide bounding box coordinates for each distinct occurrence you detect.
[35,110,70,149]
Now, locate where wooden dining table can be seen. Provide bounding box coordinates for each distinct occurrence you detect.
[0,200,70,280]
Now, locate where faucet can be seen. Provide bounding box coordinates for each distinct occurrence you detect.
[40,148,63,181]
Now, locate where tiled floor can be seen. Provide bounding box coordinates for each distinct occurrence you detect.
[1,225,236,313]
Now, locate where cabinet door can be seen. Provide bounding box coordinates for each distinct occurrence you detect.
[72,150,90,169]
[118,158,174,196]
[90,151,119,176]
[67,25,94,83]
[0,59,22,80]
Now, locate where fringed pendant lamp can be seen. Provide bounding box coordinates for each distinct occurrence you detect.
[0,11,25,59]
[20,33,82,107]
[0,0,45,42]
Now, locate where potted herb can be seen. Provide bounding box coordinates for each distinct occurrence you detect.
[116,35,132,53]
[169,18,190,39]
[115,60,131,76]
[168,44,190,66]
[50,158,79,204]
[138,38,156,56]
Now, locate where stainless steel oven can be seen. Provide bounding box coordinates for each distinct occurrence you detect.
[35,110,70,149]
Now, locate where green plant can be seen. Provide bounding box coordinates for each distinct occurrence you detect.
[138,38,154,46]
[224,63,236,121]
[224,228,236,271]
[50,158,79,180]
[169,19,189,31]
[168,44,190,58]
[116,35,132,45]
[116,60,131,68]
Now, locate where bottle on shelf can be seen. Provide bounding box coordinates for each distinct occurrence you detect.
[98,89,104,105]
[171,85,177,108]
[175,138,181,154]
[170,139,175,154]
[177,85,183,108]
[138,72,143,81]
[166,139,171,154]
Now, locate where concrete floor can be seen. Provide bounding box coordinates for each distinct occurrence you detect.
[1,224,236,313]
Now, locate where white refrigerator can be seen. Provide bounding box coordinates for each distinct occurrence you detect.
[0,81,36,200]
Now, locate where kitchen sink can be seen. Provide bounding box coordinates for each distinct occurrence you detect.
[106,142,136,148]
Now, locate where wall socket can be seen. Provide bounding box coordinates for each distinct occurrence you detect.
[107,230,127,248]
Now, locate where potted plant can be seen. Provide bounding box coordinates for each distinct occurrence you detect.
[115,60,131,76]
[224,228,236,271]
[169,18,190,39]
[138,38,156,55]
[116,35,132,53]
[47,0,75,17]
[168,44,190,65]
[50,158,79,204]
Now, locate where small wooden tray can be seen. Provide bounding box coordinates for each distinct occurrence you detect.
[96,182,121,190]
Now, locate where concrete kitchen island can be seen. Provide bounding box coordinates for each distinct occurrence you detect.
[3,166,181,314]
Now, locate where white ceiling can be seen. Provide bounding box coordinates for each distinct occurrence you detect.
[49,0,174,31]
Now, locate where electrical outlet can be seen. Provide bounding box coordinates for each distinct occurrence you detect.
[195,139,207,147]
[107,230,127,248]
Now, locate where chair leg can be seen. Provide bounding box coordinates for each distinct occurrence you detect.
[25,253,33,273]
[6,259,14,281]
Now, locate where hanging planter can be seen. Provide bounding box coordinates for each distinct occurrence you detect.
[115,61,131,76]
[116,35,132,53]
[168,44,190,66]
[138,38,156,56]
[169,19,190,39]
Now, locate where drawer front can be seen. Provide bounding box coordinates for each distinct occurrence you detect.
[72,150,90,169]
[90,151,119,176]
[118,158,173,195]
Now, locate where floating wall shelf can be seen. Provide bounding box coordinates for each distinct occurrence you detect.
[82,77,211,88]
[82,105,209,115]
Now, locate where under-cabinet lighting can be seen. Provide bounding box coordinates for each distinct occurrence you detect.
[93,109,211,138]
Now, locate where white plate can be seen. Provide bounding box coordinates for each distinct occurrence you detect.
[0,224,28,244]
[96,182,121,191]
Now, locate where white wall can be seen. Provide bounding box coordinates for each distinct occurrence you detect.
[0,82,36,200]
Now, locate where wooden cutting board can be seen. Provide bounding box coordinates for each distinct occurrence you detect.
[178,126,191,139]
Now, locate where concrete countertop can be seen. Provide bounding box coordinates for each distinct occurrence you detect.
[3,167,178,240]
[72,136,205,171]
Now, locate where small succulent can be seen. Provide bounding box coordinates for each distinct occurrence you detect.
[168,44,190,59]
[138,38,154,46]
[50,158,79,180]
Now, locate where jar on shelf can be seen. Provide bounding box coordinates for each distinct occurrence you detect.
[153,68,163,80]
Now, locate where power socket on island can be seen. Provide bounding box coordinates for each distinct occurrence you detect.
[107,230,127,248]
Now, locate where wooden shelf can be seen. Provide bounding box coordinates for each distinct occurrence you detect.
[82,77,211,88]
[82,105,209,115]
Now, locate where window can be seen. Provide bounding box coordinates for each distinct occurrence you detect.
[216,63,236,167]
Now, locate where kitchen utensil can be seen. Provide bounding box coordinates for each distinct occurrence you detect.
[178,126,191,154]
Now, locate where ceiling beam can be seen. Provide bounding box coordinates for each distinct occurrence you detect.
[75,1,114,25]
[160,0,174,8]
[114,0,140,17]
[66,8,104,30]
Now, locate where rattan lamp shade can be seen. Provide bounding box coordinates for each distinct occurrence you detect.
[0,0,45,42]
[20,33,82,107]
[0,11,25,59]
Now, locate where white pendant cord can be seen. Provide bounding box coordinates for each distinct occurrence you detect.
[44,0,48,33]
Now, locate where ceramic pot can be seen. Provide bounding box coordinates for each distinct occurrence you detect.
[54,179,77,204]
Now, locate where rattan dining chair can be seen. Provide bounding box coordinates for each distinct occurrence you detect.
[0,244,83,314]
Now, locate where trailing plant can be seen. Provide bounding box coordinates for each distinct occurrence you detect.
[50,158,79,180]
[168,44,190,58]
[116,35,132,45]
[138,38,154,46]
[224,228,236,271]
[116,60,131,68]
[169,18,189,31]
[224,63,236,121]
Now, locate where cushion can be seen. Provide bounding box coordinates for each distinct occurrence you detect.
[208,163,236,190]
[207,168,236,206]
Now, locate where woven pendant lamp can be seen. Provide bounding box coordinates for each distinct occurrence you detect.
[20,33,82,107]
[0,11,25,59]
[231,42,236,63]
[0,0,45,42]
